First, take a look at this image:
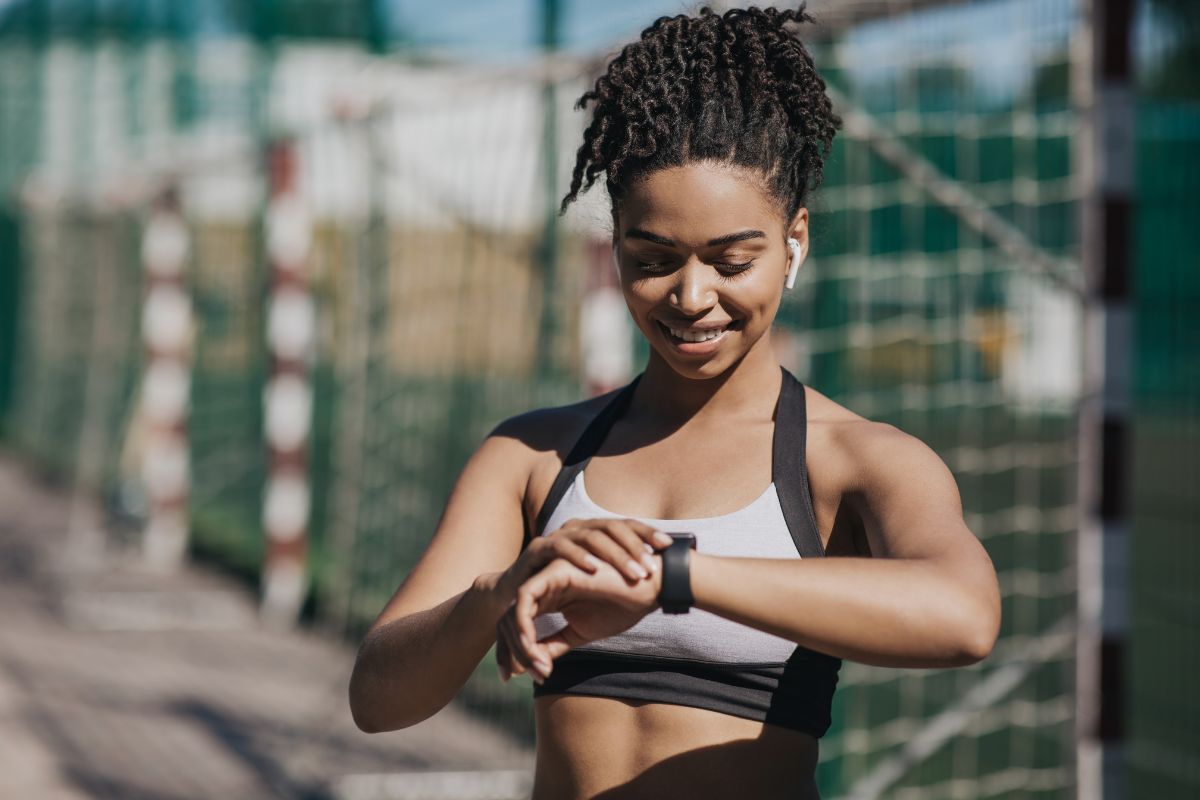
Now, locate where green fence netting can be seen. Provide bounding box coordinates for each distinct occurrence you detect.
[8,0,1193,796]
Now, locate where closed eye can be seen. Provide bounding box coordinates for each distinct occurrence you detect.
[636,260,755,274]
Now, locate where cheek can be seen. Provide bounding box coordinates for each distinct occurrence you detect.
[725,279,782,325]
[622,285,661,318]
[620,275,781,327]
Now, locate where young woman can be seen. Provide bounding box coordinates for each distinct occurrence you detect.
[349,5,1001,799]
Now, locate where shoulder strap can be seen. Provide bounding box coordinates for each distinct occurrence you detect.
[773,367,826,558]
[526,374,643,548]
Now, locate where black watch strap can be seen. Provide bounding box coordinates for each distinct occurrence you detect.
[658,533,697,614]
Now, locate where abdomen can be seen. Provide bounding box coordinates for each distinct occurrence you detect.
[532,694,820,800]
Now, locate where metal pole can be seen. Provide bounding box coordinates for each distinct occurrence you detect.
[1073,1,1134,797]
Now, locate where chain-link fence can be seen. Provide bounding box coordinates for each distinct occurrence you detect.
[3,1,1196,797]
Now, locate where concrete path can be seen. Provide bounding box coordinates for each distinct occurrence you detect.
[0,452,533,800]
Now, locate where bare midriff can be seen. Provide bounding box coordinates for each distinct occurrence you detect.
[532,694,821,800]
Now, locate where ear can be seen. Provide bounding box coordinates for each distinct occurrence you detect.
[783,208,809,290]
[788,207,810,256]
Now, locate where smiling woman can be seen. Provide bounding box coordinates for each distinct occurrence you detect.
[348,5,1000,800]
[612,161,804,379]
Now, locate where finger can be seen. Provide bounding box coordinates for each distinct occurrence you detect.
[504,609,553,683]
[495,635,512,682]
[637,521,677,550]
[583,526,653,582]
[537,631,578,662]
[547,537,602,574]
[514,581,551,662]
[498,612,542,680]
[590,517,672,551]
[606,518,668,570]
[519,630,552,682]
[497,614,534,678]
[621,519,673,555]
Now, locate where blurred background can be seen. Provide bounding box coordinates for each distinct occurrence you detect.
[0,0,1195,798]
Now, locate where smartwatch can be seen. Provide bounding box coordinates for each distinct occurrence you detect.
[657,532,697,614]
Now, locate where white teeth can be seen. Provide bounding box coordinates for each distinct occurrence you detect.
[665,324,728,343]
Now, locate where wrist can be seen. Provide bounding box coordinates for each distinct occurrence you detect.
[650,553,663,603]
[657,533,697,613]
[471,571,513,619]
[685,551,708,611]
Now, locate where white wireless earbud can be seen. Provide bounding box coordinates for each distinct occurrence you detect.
[785,237,804,289]
[612,242,621,280]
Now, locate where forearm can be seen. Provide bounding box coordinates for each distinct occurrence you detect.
[350,571,510,732]
[689,552,998,668]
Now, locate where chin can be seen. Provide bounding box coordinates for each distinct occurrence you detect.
[643,322,760,380]
[650,348,743,381]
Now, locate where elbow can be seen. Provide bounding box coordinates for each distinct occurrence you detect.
[349,667,385,733]
[348,656,435,734]
[949,598,1001,666]
[956,622,997,665]
[350,699,382,734]
[350,673,425,734]
[348,642,408,734]
[349,674,416,734]
[352,711,382,735]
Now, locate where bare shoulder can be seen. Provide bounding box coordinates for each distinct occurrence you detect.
[488,391,613,458]
[488,390,619,524]
[802,385,970,560]
[362,390,618,632]
[804,385,955,498]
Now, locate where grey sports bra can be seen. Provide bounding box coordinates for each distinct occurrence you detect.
[524,366,842,738]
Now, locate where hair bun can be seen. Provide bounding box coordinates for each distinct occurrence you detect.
[559,2,842,221]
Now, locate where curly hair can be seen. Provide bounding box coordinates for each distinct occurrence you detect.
[560,3,841,226]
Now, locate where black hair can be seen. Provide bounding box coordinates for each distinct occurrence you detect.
[560,3,841,227]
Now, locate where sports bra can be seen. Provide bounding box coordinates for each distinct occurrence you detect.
[523,366,842,739]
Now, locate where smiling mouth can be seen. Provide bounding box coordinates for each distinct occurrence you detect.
[657,320,742,344]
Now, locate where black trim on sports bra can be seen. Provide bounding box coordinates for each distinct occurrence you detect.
[527,373,643,549]
[525,365,826,559]
[524,365,841,738]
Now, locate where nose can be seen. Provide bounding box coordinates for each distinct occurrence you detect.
[669,257,718,316]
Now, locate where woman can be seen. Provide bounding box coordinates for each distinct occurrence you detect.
[349,5,1001,799]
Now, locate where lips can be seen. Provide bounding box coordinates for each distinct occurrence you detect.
[659,319,739,334]
[656,319,741,349]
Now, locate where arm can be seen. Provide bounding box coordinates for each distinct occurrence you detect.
[685,423,1000,668]
[507,423,1000,672]
[349,406,667,731]
[348,428,527,733]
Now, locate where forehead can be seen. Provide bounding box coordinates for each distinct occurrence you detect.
[618,161,782,237]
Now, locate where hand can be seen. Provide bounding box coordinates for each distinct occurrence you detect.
[493,517,672,606]
[496,554,662,683]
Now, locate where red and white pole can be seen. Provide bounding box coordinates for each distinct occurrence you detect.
[261,139,315,627]
[140,185,193,572]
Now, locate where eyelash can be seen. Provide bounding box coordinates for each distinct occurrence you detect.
[635,261,756,281]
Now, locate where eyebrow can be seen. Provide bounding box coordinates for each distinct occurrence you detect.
[624,228,767,248]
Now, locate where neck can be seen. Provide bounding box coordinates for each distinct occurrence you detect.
[631,333,784,425]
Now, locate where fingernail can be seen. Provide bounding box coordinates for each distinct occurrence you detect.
[642,554,657,573]
[627,559,648,579]
[585,553,602,570]
[654,532,673,547]
[643,542,655,554]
